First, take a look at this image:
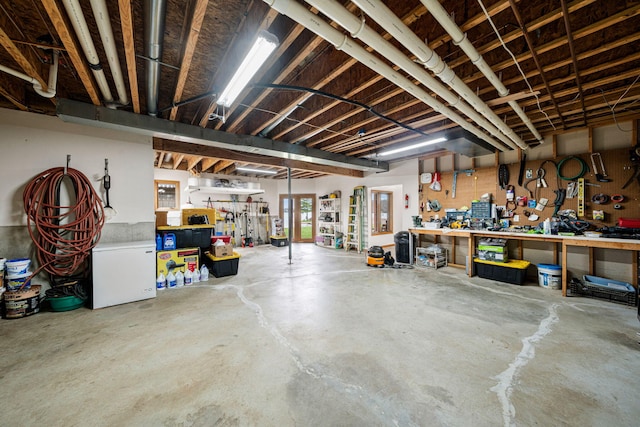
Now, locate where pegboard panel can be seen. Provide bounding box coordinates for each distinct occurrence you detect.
[419,146,640,226]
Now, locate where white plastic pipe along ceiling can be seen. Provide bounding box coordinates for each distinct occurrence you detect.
[304,0,520,151]
[420,0,543,143]
[0,50,59,98]
[89,0,128,106]
[62,0,114,103]
[348,0,528,150]
[263,0,510,152]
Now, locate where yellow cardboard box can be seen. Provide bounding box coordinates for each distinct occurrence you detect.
[156,247,199,276]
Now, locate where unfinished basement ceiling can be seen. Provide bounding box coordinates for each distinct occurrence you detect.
[1,0,639,179]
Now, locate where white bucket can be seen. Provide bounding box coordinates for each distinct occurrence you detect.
[6,272,32,291]
[0,257,6,270]
[6,258,31,275]
[538,264,562,289]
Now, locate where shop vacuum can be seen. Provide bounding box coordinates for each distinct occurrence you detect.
[366,246,385,267]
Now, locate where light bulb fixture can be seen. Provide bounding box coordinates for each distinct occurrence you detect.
[236,167,278,175]
[377,137,447,156]
[217,31,279,108]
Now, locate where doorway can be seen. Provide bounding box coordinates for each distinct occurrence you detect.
[279,194,316,243]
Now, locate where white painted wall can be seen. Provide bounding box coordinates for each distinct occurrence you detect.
[0,108,154,227]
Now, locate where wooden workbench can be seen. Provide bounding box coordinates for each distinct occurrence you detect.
[409,227,640,296]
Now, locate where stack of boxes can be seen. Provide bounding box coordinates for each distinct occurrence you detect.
[474,238,531,285]
[477,238,508,262]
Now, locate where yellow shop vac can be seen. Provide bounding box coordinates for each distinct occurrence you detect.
[366,245,385,267]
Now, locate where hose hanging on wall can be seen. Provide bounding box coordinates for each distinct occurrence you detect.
[23,159,104,286]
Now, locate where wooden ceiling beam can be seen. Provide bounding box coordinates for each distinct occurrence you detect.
[508,0,567,128]
[257,5,428,141]
[0,13,48,90]
[560,0,587,126]
[170,0,209,121]
[173,154,185,169]
[41,0,101,105]
[118,0,140,113]
[153,139,363,177]
[213,160,235,173]
[0,72,28,110]
[187,155,203,171]
[157,151,166,168]
[200,158,217,172]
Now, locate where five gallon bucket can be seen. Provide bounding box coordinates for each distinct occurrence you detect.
[6,272,31,291]
[538,264,562,289]
[0,257,5,290]
[6,258,31,275]
[2,285,41,319]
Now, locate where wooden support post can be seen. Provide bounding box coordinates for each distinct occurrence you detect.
[553,242,558,265]
[588,247,594,276]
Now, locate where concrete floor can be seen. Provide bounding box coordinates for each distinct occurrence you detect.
[1,243,639,426]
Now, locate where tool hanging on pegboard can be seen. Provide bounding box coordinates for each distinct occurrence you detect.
[577,178,585,217]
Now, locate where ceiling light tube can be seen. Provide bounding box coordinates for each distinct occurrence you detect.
[236,167,278,175]
[378,137,447,156]
[218,31,279,108]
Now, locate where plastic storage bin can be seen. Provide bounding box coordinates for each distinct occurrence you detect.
[474,258,531,285]
[569,275,637,306]
[204,252,240,278]
[270,236,288,247]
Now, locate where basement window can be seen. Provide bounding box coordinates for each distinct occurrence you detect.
[155,180,180,210]
[371,190,392,235]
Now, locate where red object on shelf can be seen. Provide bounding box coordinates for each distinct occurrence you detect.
[617,218,640,228]
[211,235,232,244]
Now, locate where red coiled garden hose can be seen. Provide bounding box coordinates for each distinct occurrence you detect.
[22,167,104,283]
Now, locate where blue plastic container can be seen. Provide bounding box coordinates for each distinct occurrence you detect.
[163,232,176,250]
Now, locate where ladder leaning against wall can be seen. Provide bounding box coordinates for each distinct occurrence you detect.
[345,186,366,253]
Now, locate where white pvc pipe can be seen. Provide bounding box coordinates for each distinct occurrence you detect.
[348,0,528,150]
[420,0,543,143]
[305,0,520,151]
[0,50,59,98]
[263,0,510,152]
[62,0,114,103]
[90,0,128,105]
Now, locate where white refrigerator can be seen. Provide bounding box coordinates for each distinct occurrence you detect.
[92,240,156,309]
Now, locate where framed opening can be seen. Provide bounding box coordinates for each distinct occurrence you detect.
[155,180,180,210]
[371,190,393,235]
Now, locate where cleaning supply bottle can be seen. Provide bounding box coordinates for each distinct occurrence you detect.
[175,270,184,287]
[192,267,200,283]
[200,265,209,282]
[156,234,162,251]
[156,272,166,290]
[184,268,193,286]
[167,271,176,288]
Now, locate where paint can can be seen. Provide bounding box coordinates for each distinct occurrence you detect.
[2,285,41,319]
[538,264,562,290]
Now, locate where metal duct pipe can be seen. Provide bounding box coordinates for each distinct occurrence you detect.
[62,0,114,103]
[144,0,167,117]
[305,0,520,151]
[89,0,128,106]
[0,50,59,98]
[420,0,543,143]
[263,0,510,152]
[348,0,528,150]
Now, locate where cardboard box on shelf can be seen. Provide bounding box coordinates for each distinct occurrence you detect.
[155,211,168,227]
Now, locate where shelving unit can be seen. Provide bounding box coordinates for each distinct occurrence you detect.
[416,245,448,269]
[185,185,265,195]
[316,197,342,249]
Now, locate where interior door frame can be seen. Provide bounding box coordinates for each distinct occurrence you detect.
[279,193,316,243]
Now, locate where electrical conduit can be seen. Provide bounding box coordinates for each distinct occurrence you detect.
[420,0,543,143]
[263,0,510,153]
[348,0,527,150]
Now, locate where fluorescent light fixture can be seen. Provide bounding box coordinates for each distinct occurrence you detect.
[236,167,278,175]
[217,31,279,108]
[377,137,447,156]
